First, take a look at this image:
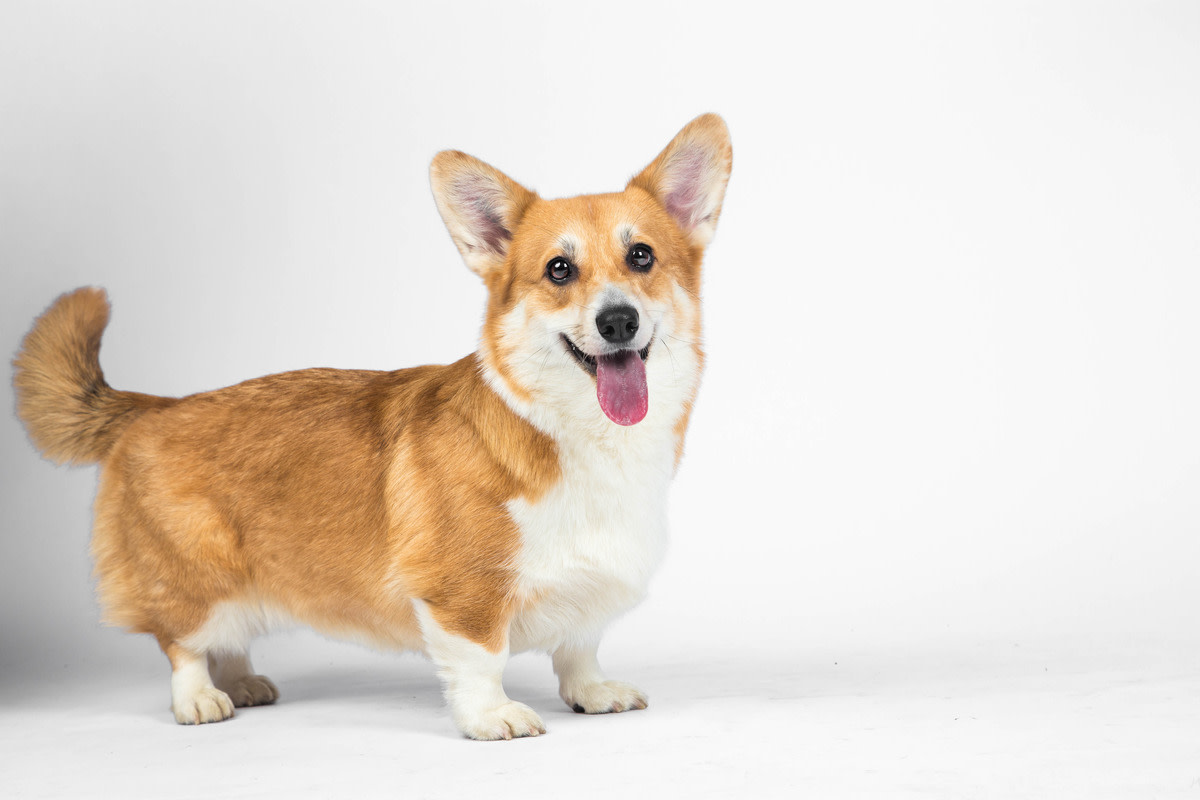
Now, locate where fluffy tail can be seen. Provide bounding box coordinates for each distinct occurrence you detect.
[13,287,175,466]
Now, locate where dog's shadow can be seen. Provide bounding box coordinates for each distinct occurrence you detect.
[280,664,441,708]
[239,656,571,736]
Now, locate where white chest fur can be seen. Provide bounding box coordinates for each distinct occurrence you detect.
[508,429,676,654]
[484,282,703,654]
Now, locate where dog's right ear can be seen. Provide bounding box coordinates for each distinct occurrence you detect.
[430,151,538,279]
[628,114,732,250]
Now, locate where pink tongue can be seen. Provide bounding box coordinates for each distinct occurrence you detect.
[596,350,648,426]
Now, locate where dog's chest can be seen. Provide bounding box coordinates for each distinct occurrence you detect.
[507,438,673,652]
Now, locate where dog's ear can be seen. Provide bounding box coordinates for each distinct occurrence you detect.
[430,151,538,278]
[628,114,732,250]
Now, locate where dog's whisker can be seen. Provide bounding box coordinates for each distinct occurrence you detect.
[513,347,553,372]
[659,336,680,379]
[535,348,553,383]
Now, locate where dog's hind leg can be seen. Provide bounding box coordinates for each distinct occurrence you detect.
[209,650,279,708]
[553,639,648,715]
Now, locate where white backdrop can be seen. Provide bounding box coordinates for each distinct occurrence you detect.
[4,0,1199,669]
[1,3,1199,794]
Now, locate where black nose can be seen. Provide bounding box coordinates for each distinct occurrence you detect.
[596,305,639,345]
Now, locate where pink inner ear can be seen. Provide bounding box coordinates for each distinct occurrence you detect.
[455,176,511,253]
[663,145,711,231]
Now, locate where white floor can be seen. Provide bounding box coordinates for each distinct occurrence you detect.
[3,633,1197,799]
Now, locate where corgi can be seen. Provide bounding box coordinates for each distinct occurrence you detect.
[13,114,732,740]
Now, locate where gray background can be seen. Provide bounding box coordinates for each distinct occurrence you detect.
[2,2,1198,797]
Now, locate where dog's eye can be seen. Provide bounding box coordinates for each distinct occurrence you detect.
[546,257,574,284]
[627,244,654,272]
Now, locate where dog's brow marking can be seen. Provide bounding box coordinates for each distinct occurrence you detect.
[557,236,579,262]
[618,225,634,247]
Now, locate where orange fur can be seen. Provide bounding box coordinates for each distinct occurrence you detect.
[13,289,560,653]
[78,352,560,654]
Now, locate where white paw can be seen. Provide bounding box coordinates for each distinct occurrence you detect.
[457,701,546,741]
[173,687,235,725]
[220,674,279,708]
[562,681,648,714]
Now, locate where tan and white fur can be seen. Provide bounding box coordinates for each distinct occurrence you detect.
[13,114,732,739]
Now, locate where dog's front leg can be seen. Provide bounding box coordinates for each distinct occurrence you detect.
[413,599,544,740]
[553,639,648,715]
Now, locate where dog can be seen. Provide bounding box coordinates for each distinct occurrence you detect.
[13,114,732,739]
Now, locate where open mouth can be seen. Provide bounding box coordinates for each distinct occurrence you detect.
[561,335,652,426]
[561,335,651,378]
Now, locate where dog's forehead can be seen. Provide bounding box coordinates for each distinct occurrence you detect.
[521,192,658,249]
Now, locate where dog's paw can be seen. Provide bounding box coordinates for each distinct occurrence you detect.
[221,674,279,708]
[457,701,546,741]
[173,687,235,725]
[562,681,648,714]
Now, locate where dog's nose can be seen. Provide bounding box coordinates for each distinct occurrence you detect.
[596,305,639,345]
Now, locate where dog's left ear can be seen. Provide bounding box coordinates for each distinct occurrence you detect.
[430,151,538,278]
[629,114,732,249]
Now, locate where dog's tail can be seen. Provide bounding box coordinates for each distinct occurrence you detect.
[13,287,176,466]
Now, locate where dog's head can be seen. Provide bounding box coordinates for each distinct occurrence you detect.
[430,114,731,433]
